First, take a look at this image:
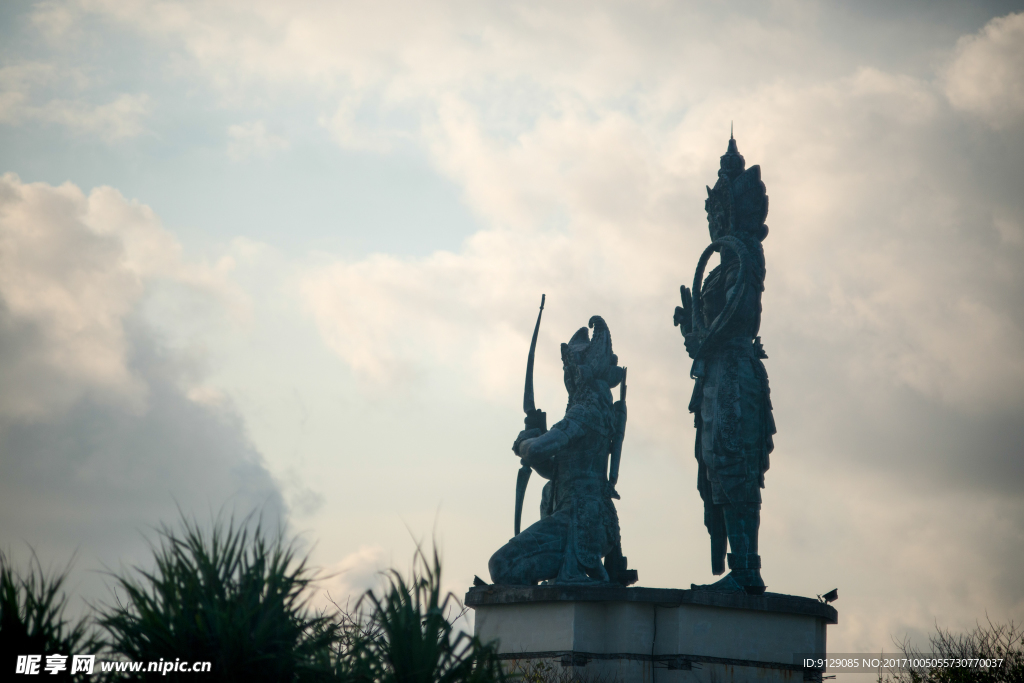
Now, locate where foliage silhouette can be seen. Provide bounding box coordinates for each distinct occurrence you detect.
[878,618,1023,683]
[0,550,101,682]
[97,513,338,682]
[9,514,510,683]
[342,546,506,683]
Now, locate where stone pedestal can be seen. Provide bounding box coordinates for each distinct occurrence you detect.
[465,585,837,683]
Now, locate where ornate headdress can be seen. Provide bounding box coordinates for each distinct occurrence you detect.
[705,135,770,243]
[560,316,624,389]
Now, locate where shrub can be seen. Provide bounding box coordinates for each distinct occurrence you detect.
[10,515,508,683]
[97,514,338,682]
[0,550,101,682]
[344,546,506,683]
[878,618,1023,683]
[505,658,610,683]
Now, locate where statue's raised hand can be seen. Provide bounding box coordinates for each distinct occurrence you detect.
[674,285,693,334]
[513,428,544,456]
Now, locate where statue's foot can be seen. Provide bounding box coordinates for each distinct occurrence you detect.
[690,572,743,592]
[554,557,612,585]
[691,569,765,595]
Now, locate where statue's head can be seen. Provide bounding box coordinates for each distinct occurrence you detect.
[560,316,624,397]
[705,136,769,245]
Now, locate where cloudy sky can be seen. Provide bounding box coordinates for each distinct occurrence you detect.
[2,0,1023,666]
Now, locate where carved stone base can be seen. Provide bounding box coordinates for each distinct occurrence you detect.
[465,585,837,683]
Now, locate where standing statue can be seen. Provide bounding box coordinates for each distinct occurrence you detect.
[488,314,634,586]
[673,135,775,595]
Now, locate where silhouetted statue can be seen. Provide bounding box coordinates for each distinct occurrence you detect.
[489,315,634,585]
[674,135,775,595]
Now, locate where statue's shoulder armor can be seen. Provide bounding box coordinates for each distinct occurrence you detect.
[561,403,611,437]
[552,409,587,441]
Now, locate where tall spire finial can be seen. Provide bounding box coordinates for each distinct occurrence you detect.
[719,129,745,180]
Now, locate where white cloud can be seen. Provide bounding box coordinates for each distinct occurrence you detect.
[0,62,149,140]
[766,465,1024,654]
[0,174,284,610]
[43,93,151,141]
[318,96,413,153]
[227,120,290,161]
[944,12,1024,129]
[303,65,1024,417]
[30,0,87,44]
[0,174,245,419]
[0,63,56,124]
[0,175,146,417]
[316,545,389,610]
[62,0,842,128]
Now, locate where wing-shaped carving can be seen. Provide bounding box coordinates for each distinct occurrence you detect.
[731,165,769,238]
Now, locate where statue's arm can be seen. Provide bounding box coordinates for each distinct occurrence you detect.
[515,418,583,479]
